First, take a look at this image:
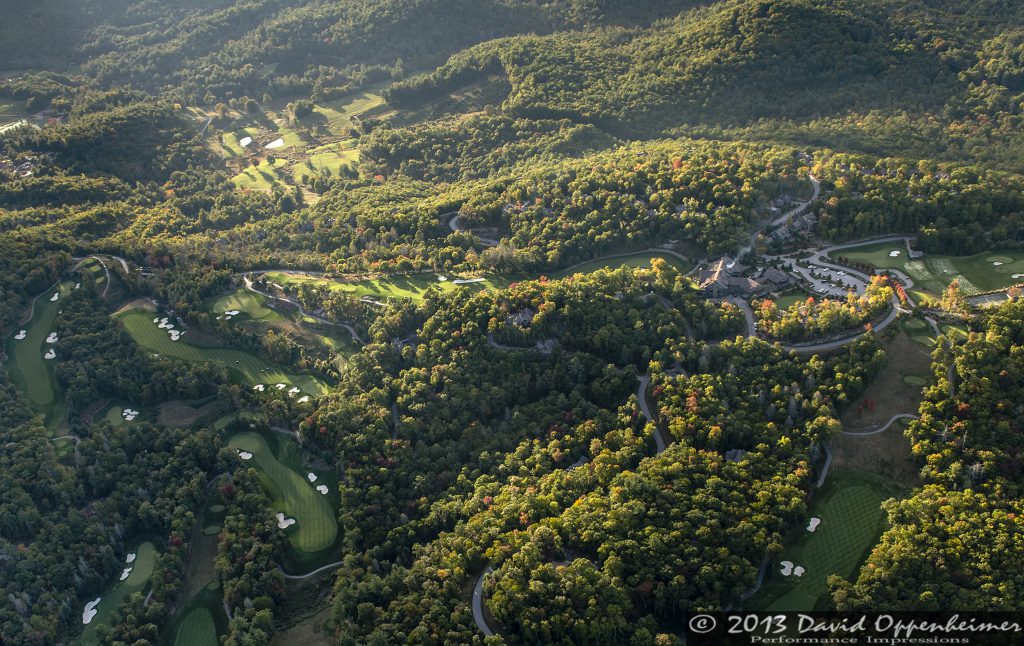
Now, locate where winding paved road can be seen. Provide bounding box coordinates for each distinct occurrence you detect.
[841,413,919,436]
[448,213,500,247]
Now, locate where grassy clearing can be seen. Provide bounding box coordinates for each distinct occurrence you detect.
[227,430,338,555]
[79,258,107,288]
[5,280,74,429]
[551,251,693,278]
[231,158,289,190]
[289,146,358,182]
[115,308,327,395]
[262,251,693,305]
[841,330,930,428]
[81,541,158,645]
[208,289,283,322]
[750,470,902,611]
[832,244,1024,298]
[306,90,386,137]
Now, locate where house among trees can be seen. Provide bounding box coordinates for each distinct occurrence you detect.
[697,257,764,298]
[507,307,535,327]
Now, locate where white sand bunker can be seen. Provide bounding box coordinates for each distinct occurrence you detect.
[298,395,310,403]
[126,552,136,564]
[44,349,56,360]
[46,333,58,344]
[75,283,81,290]
[158,318,172,329]
[253,384,265,392]
[238,450,253,460]
[225,309,240,316]
[153,317,159,323]
[1013,274,1024,279]
[50,293,59,302]
[994,261,1004,266]
[453,278,486,284]
[793,566,805,577]
[780,561,794,576]
[14,330,26,340]
[889,250,901,257]
[119,567,132,581]
[82,598,101,624]
[168,330,182,341]
[288,387,300,397]
[276,512,296,529]
[239,136,252,148]
[265,138,284,149]
[316,484,328,495]
[807,517,821,532]
[276,383,286,390]
[307,472,317,483]
[437,275,448,282]
[122,408,140,421]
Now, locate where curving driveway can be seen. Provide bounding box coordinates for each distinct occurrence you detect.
[841,413,918,436]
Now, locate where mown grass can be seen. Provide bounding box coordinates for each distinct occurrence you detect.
[262,251,692,305]
[81,541,158,645]
[208,289,283,322]
[832,243,1024,298]
[231,158,289,190]
[170,580,227,646]
[115,308,327,395]
[750,469,902,612]
[5,281,74,429]
[227,431,338,554]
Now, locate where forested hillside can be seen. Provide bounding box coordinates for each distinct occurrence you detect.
[2,0,1024,643]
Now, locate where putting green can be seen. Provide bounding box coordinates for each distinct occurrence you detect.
[208,289,282,322]
[80,541,157,645]
[5,281,74,429]
[750,470,901,612]
[116,308,327,395]
[227,431,338,554]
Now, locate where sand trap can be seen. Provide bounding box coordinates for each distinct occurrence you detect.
[994,261,1004,266]
[168,330,181,341]
[225,309,240,316]
[265,138,284,149]
[298,395,310,403]
[126,552,136,564]
[253,384,265,392]
[288,387,300,397]
[307,472,317,483]
[780,561,794,576]
[75,283,81,289]
[889,250,901,257]
[793,566,805,577]
[50,293,59,302]
[239,136,252,148]
[120,567,132,581]
[158,318,172,329]
[44,349,56,360]
[238,451,253,460]
[276,383,286,390]
[437,275,448,282]
[153,317,159,323]
[453,278,486,284]
[122,408,140,422]
[14,330,26,340]
[316,484,328,494]
[215,316,222,320]
[807,517,821,532]
[276,512,296,529]
[82,598,101,624]
[1013,274,1024,279]
[45,333,58,343]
